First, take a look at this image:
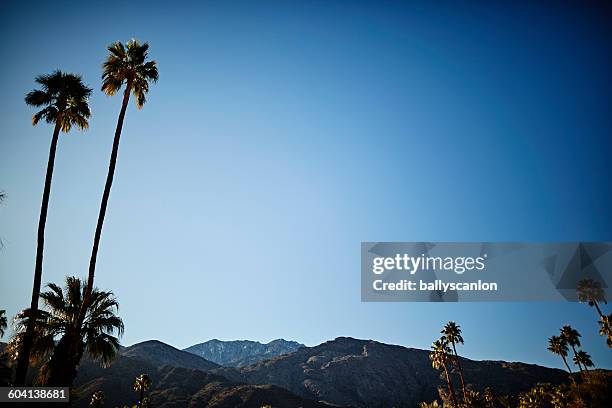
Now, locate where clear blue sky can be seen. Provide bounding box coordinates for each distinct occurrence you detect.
[1,1,611,370]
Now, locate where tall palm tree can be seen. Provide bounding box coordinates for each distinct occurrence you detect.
[15,72,92,385]
[547,335,575,384]
[78,39,158,329]
[560,325,583,372]
[441,321,467,401]
[9,276,123,386]
[430,338,458,408]
[133,373,152,408]
[0,310,6,338]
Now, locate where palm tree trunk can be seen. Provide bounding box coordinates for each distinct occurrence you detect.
[561,356,576,384]
[442,358,458,408]
[451,341,467,401]
[78,83,131,328]
[15,120,62,385]
[138,388,144,408]
[571,346,583,372]
[593,300,605,320]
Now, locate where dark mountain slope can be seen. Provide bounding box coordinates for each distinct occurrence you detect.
[214,337,569,408]
[122,340,219,371]
[73,341,329,408]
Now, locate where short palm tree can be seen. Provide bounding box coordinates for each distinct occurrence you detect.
[547,335,575,383]
[90,390,105,407]
[0,310,7,338]
[430,337,458,408]
[441,321,467,401]
[133,373,152,408]
[9,276,123,386]
[16,71,92,386]
[79,39,158,330]
[560,325,583,372]
[573,350,594,373]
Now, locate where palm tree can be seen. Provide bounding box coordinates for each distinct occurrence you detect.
[430,338,458,408]
[15,71,92,385]
[483,387,495,408]
[133,373,152,408]
[441,321,467,401]
[577,278,607,319]
[560,325,583,372]
[573,350,594,374]
[9,276,123,386]
[547,335,575,383]
[90,390,105,407]
[78,39,158,330]
[0,310,6,338]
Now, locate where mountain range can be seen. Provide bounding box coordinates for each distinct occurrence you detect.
[183,339,304,367]
[69,337,570,407]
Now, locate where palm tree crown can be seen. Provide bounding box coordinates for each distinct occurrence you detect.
[9,277,124,376]
[134,373,152,393]
[102,39,158,108]
[560,325,581,348]
[89,390,105,407]
[430,339,449,368]
[577,278,606,307]
[441,321,464,345]
[25,71,92,131]
[134,373,152,408]
[573,350,594,369]
[599,314,612,348]
[547,335,568,357]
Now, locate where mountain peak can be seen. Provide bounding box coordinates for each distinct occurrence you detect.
[183,338,304,367]
[122,339,219,371]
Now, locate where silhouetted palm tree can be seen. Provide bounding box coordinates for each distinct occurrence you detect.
[133,373,152,408]
[560,325,583,372]
[441,321,467,401]
[90,390,105,407]
[0,310,6,338]
[9,277,123,386]
[79,39,158,329]
[430,337,458,408]
[573,350,594,373]
[547,335,575,383]
[16,72,92,385]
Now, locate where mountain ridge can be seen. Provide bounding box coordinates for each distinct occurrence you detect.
[212,336,570,407]
[183,338,304,367]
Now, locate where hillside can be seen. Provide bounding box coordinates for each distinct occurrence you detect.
[213,337,569,408]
